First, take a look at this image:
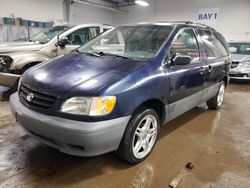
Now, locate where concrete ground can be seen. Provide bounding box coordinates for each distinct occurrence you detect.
[0,84,249,188]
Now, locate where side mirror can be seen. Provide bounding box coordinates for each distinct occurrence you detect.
[170,53,192,66]
[55,38,69,48]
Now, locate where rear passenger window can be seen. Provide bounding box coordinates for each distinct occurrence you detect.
[215,32,229,55]
[170,28,200,63]
[198,29,229,59]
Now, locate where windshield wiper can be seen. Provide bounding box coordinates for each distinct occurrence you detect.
[74,50,101,57]
[98,52,133,60]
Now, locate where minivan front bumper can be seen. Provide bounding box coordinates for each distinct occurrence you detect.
[10,93,131,157]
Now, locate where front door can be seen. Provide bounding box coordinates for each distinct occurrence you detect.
[166,27,205,121]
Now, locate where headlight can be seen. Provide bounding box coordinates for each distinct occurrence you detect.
[0,56,13,68]
[239,61,250,67]
[61,96,116,116]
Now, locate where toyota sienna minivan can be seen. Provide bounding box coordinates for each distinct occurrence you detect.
[10,22,231,163]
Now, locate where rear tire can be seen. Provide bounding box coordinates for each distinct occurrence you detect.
[116,108,160,164]
[207,82,225,110]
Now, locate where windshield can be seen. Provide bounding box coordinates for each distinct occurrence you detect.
[229,43,250,55]
[30,25,70,44]
[78,25,173,60]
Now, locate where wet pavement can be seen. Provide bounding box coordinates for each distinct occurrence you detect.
[0,83,249,188]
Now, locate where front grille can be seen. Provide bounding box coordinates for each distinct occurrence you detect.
[19,84,56,109]
[229,73,248,78]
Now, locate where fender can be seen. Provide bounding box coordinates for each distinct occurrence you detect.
[8,51,50,70]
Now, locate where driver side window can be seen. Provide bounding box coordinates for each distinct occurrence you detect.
[67,27,100,45]
[170,28,200,63]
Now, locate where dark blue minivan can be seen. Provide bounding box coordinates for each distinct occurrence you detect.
[10,22,231,163]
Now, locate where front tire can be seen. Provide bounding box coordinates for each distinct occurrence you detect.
[116,109,160,164]
[207,82,226,110]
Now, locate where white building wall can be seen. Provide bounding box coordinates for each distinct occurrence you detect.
[113,0,250,41]
[69,0,114,25]
[0,0,249,41]
[0,0,63,22]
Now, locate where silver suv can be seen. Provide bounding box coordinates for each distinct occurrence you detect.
[228,41,250,80]
[0,24,112,88]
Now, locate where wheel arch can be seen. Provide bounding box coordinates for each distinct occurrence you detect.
[20,61,41,74]
[13,52,50,70]
[222,75,229,87]
[132,98,166,124]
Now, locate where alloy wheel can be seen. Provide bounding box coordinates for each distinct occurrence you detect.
[217,83,225,107]
[132,114,158,159]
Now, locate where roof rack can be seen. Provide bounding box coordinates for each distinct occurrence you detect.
[190,22,215,29]
[158,21,192,24]
[158,21,215,29]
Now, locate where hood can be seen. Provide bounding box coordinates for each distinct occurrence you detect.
[230,62,250,74]
[231,54,250,62]
[22,52,147,98]
[229,66,250,74]
[0,41,43,53]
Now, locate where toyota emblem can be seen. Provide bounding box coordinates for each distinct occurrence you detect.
[26,93,34,102]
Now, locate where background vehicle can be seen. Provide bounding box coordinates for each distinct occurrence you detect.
[228,42,250,80]
[0,24,113,89]
[10,22,230,164]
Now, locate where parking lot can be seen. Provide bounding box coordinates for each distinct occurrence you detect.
[0,83,249,188]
